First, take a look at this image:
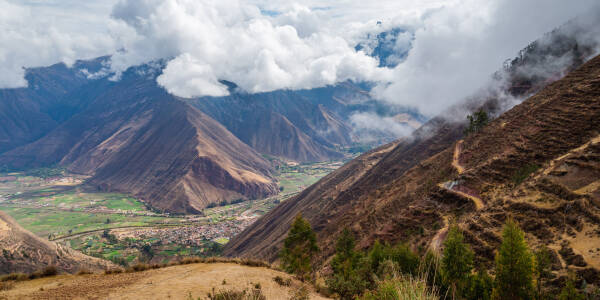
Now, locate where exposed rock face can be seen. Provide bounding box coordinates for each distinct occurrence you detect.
[0,211,113,274]
[224,34,600,285]
[0,65,277,213]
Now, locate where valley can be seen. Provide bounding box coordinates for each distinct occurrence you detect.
[0,158,350,267]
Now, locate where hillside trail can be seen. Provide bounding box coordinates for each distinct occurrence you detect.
[439,140,484,210]
[0,263,330,300]
[451,140,465,174]
[429,216,449,254]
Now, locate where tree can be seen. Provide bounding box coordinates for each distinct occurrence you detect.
[465,268,493,300]
[280,215,319,280]
[534,246,552,299]
[464,110,489,135]
[327,228,369,299]
[441,225,474,299]
[493,219,534,300]
[558,276,585,300]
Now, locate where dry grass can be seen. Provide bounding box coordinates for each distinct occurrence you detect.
[1,263,330,299]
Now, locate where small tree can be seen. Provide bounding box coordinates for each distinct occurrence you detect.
[441,225,474,299]
[534,246,552,299]
[464,110,489,135]
[493,219,534,300]
[280,215,319,280]
[558,276,585,300]
[327,228,368,299]
[465,267,493,300]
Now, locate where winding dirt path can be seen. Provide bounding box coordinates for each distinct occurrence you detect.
[452,140,465,174]
[429,216,449,254]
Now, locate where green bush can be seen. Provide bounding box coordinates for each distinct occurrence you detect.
[512,163,540,185]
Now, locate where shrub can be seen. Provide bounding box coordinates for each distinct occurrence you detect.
[76,268,93,275]
[104,268,124,275]
[0,273,28,282]
[289,284,310,300]
[512,163,540,185]
[126,263,150,273]
[273,275,291,287]
[28,265,59,279]
[206,287,266,300]
[240,259,269,268]
[359,273,438,300]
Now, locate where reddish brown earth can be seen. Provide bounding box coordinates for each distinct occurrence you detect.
[0,211,113,275]
[224,53,600,287]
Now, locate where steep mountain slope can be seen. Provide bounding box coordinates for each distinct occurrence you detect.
[224,35,600,284]
[0,211,113,274]
[0,60,102,154]
[192,93,347,162]
[191,82,422,162]
[0,66,277,213]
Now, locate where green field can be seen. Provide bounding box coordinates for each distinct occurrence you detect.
[0,206,173,237]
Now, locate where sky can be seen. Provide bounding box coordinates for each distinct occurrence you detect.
[1,0,599,116]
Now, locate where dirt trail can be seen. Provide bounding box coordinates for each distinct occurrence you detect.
[429,216,449,254]
[0,263,330,300]
[452,140,465,174]
[440,140,484,210]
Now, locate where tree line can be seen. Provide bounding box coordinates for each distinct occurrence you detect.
[280,215,590,299]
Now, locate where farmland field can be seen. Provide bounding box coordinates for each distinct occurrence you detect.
[0,155,354,265]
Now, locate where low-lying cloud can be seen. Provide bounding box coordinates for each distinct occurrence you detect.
[0,0,599,122]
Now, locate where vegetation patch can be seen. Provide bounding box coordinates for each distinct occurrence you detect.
[512,163,540,185]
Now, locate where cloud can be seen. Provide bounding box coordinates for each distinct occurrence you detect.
[0,0,119,88]
[109,0,392,97]
[349,111,415,142]
[371,0,600,116]
[0,0,598,120]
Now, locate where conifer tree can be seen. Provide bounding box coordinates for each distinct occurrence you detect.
[327,228,368,299]
[280,215,319,280]
[558,276,585,300]
[493,219,534,300]
[534,246,552,299]
[441,225,474,299]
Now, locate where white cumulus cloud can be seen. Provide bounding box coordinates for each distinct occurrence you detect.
[109,0,392,97]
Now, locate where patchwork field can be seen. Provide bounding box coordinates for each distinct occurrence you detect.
[0,157,350,266]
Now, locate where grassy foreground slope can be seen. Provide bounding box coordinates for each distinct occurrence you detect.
[0,263,329,300]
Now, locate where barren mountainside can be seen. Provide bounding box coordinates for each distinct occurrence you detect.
[224,53,600,285]
[0,211,113,274]
[0,65,277,213]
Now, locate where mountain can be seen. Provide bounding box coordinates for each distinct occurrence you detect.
[224,26,600,285]
[0,211,113,274]
[0,59,106,155]
[0,63,277,213]
[191,82,421,162]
